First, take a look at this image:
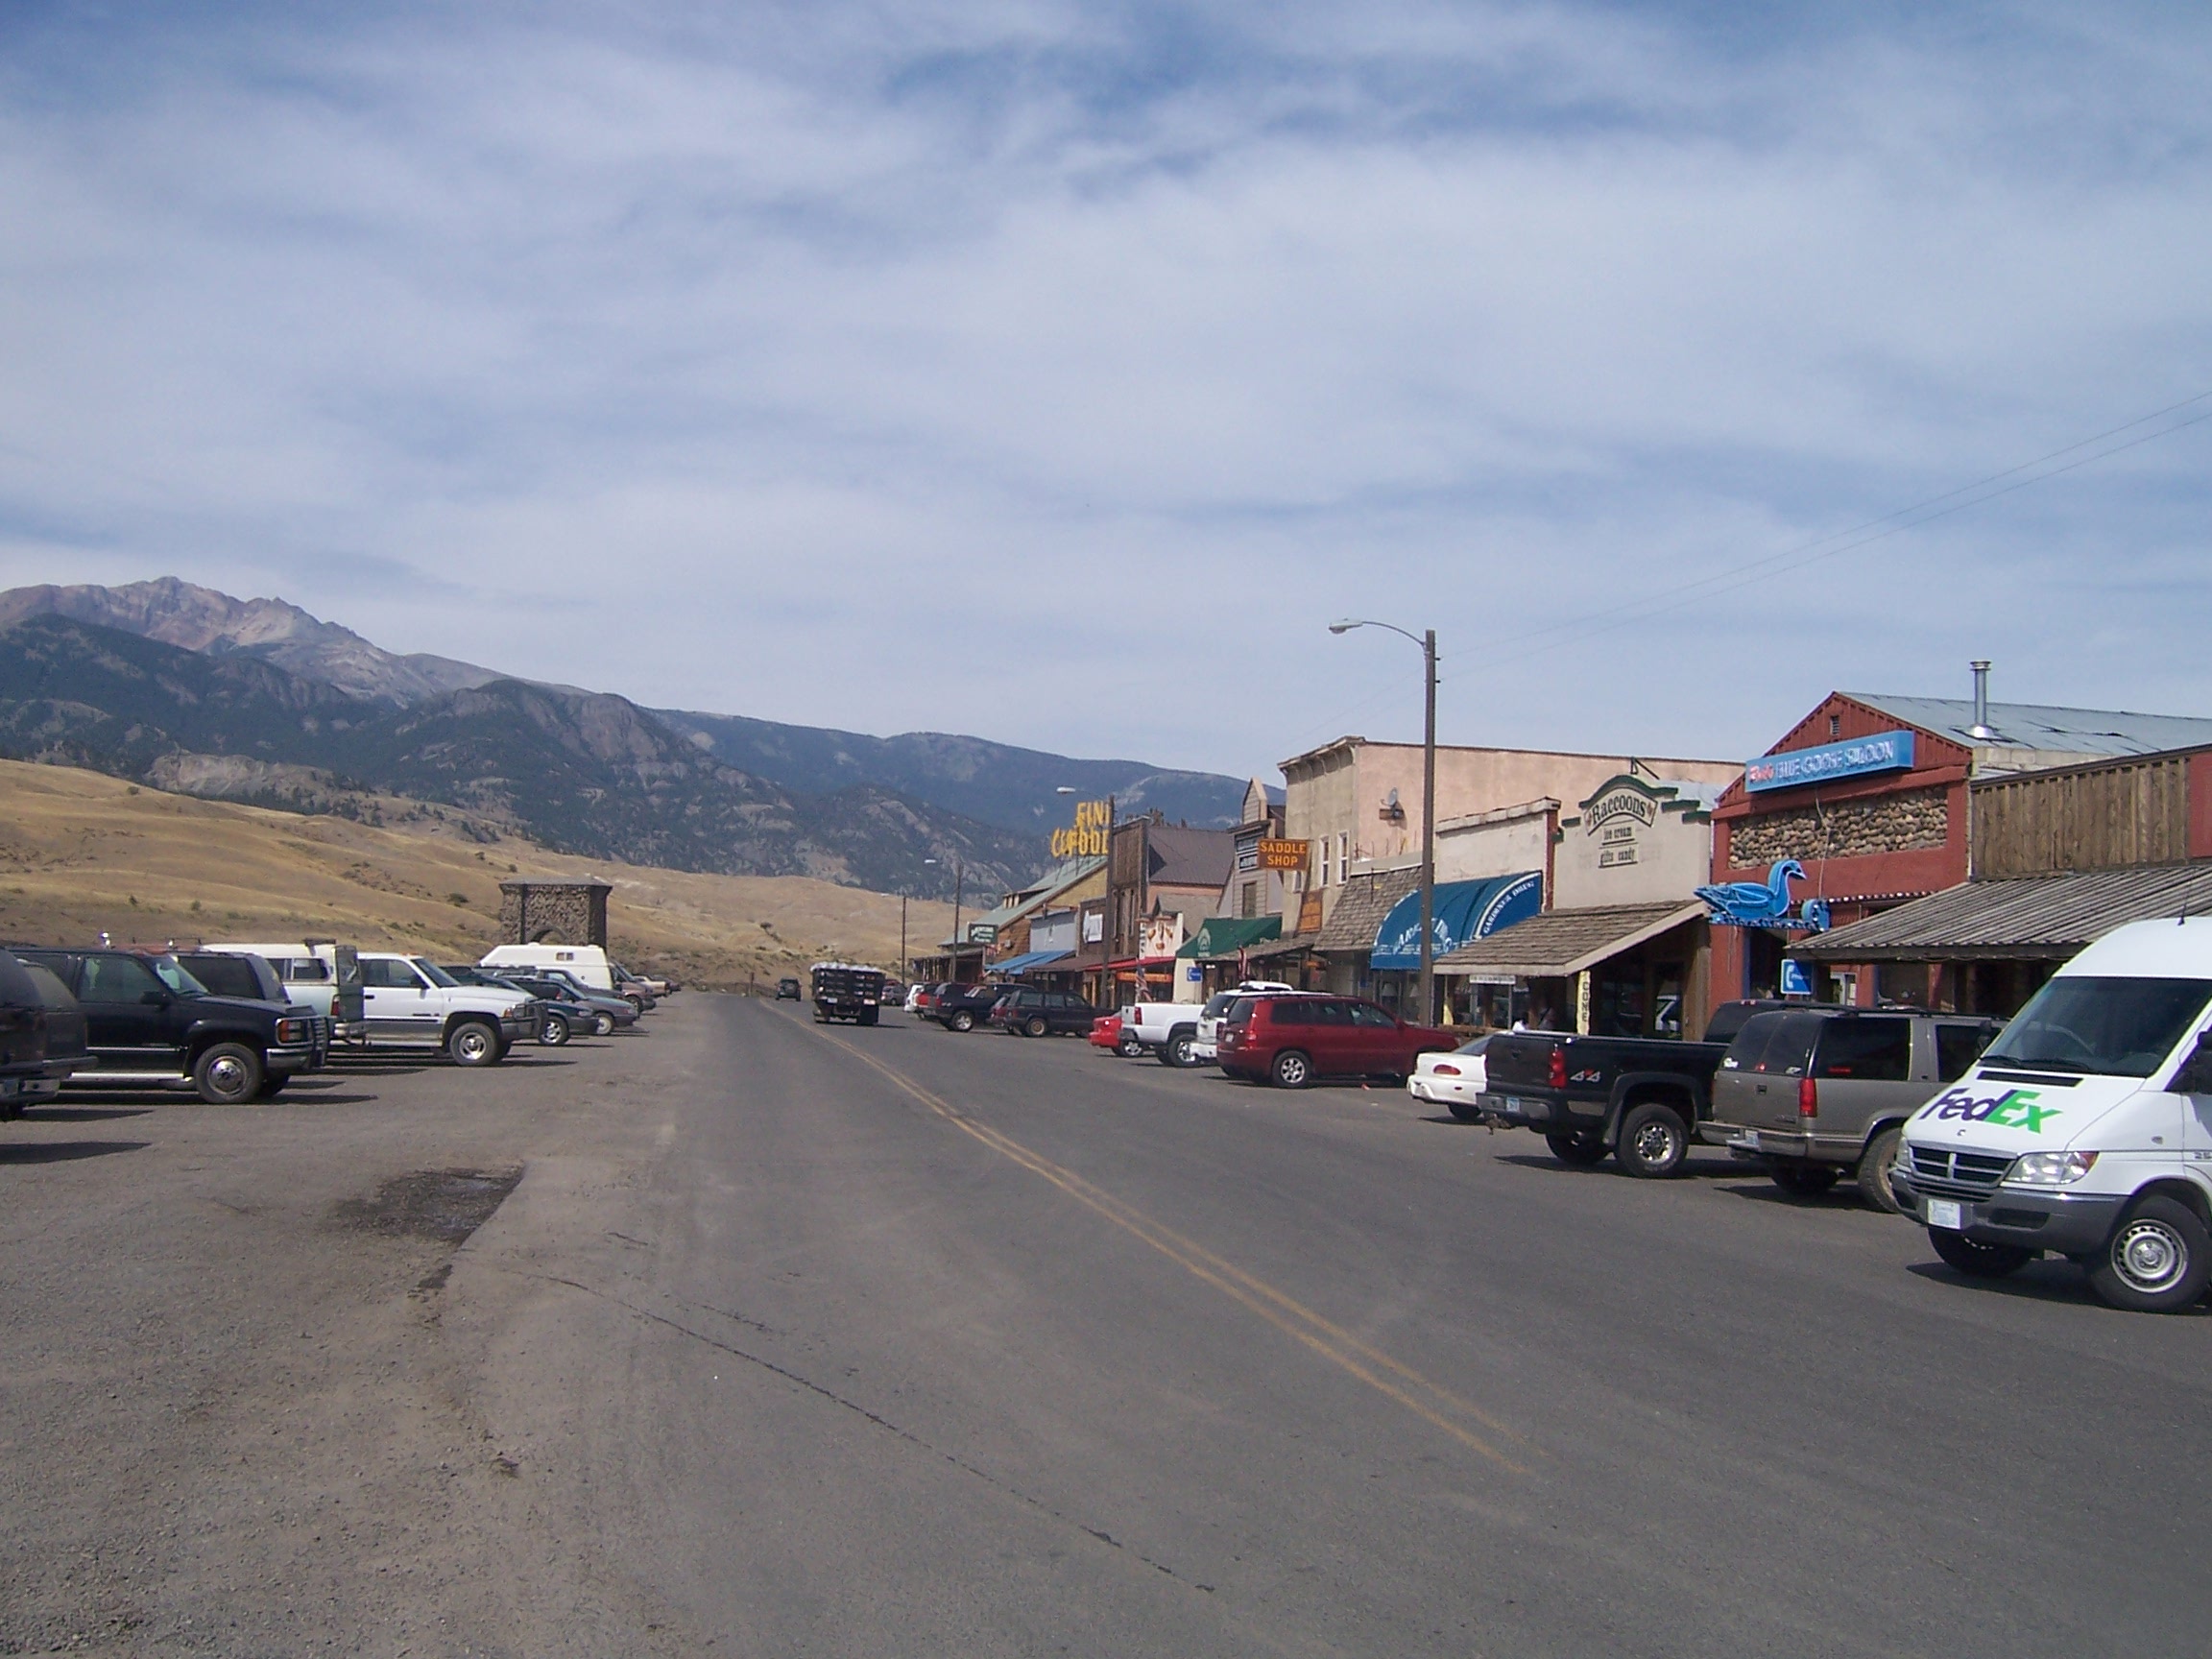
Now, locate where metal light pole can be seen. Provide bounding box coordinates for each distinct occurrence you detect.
[1331,619,1439,1023]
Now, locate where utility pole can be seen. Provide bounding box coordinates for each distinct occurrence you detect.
[950,858,966,982]
[1331,617,1441,1022]
[1101,791,1117,1009]
[899,893,907,982]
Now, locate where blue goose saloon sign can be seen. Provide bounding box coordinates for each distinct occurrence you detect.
[1743,730,1914,793]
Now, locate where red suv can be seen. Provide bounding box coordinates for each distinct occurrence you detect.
[1216,994,1455,1089]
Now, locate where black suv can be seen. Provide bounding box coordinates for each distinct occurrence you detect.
[0,949,89,1119]
[926,983,1011,1032]
[12,948,322,1104]
[988,988,1104,1038]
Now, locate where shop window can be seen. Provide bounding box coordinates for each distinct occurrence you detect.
[1240,881,1259,919]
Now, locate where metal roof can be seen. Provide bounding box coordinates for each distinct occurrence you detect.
[1143,826,1236,889]
[1313,867,1420,952]
[1795,861,2212,961]
[1435,902,1705,980]
[1847,694,2212,759]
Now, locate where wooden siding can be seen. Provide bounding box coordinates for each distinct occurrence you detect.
[1972,754,2193,878]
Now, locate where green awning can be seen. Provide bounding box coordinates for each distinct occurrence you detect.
[1175,915,1284,960]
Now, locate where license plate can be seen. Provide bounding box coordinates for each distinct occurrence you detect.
[1925,1198,1964,1231]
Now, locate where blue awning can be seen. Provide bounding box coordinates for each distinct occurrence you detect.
[1370,872,1543,969]
[990,950,1073,974]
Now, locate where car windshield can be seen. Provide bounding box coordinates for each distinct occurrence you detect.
[413,959,462,987]
[148,956,209,997]
[1981,975,2212,1077]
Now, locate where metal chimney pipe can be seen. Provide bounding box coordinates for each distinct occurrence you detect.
[1968,660,1994,740]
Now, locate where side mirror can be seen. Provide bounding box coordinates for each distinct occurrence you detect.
[2173,1033,2212,1095]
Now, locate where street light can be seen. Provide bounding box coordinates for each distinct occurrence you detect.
[1330,617,1439,1025]
[1057,784,1117,1008]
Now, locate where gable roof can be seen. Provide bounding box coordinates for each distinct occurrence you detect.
[1144,825,1234,889]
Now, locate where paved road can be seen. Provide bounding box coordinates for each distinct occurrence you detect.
[6,996,2209,1655]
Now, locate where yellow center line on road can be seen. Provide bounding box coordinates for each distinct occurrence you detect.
[793,1013,1530,1475]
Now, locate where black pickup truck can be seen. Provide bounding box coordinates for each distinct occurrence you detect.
[1476,1000,1838,1177]
[13,947,322,1104]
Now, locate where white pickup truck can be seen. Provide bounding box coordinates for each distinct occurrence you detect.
[1895,917,2212,1312]
[357,951,539,1066]
[1126,982,1296,1068]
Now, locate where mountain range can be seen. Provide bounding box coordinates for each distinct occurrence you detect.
[0,579,1251,898]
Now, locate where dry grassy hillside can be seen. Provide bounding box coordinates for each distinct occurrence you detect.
[0,759,956,989]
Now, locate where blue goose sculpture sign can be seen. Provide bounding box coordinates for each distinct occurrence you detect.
[1695,859,1831,931]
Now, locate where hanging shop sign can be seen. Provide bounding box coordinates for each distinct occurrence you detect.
[1256,838,1310,872]
[1050,799,1112,859]
[967,922,998,944]
[1694,859,1831,931]
[1744,730,1915,793]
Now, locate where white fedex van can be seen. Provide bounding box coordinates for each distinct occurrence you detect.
[479,944,616,994]
[1895,917,2212,1312]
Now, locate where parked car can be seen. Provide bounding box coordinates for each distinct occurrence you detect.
[1475,1000,1847,1178]
[1894,918,2212,1312]
[177,951,332,1067]
[927,983,1011,1032]
[1408,1033,1493,1121]
[12,947,322,1103]
[1088,1012,1127,1053]
[1122,1000,1203,1066]
[905,982,935,1014]
[1708,1008,2000,1210]
[776,977,803,1000]
[530,969,643,1029]
[355,952,538,1065]
[1192,982,1298,1064]
[987,988,1104,1038]
[468,970,633,1036]
[1215,994,1456,1089]
[0,950,88,1118]
[442,967,601,1045]
[614,961,673,998]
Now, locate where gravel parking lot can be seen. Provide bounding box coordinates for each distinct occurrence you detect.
[6,996,2210,1656]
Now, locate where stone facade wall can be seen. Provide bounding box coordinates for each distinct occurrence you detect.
[498,881,610,947]
[1731,786,1948,867]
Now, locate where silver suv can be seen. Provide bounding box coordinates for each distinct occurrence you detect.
[1707,1008,1999,1211]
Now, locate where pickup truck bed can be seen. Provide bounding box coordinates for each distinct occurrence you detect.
[1478,1031,1729,1177]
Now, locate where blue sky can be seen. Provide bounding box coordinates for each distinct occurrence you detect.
[2,2,2207,776]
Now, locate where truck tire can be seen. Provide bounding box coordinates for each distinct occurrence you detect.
[256,1075,289,1100]
[193,1042,264,1105]
[447,1020,502,1067]
[1769,1164,1841,1197]
[1160,1032,1195,1068]
[1270,1049,1312,1089]
[1545,1131,1607,1166]
[1118,1032,1145,1058]
[1024,1015,1049,1039]
[1615,1101,1690,1178]
[1856,1125,1904,1214]
[540,1012,571,1046]
[2086,1195,2212,1312]
[951,1010,975,1032]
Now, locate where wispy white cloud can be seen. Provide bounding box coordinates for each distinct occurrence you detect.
[0,1,2207,772]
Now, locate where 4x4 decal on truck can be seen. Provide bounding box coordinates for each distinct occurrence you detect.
[1918,1084,2060,1134]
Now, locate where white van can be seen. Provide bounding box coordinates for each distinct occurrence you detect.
[203,940,368,1041]
[479,944,616,995]
[1895,917,2212,1312]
